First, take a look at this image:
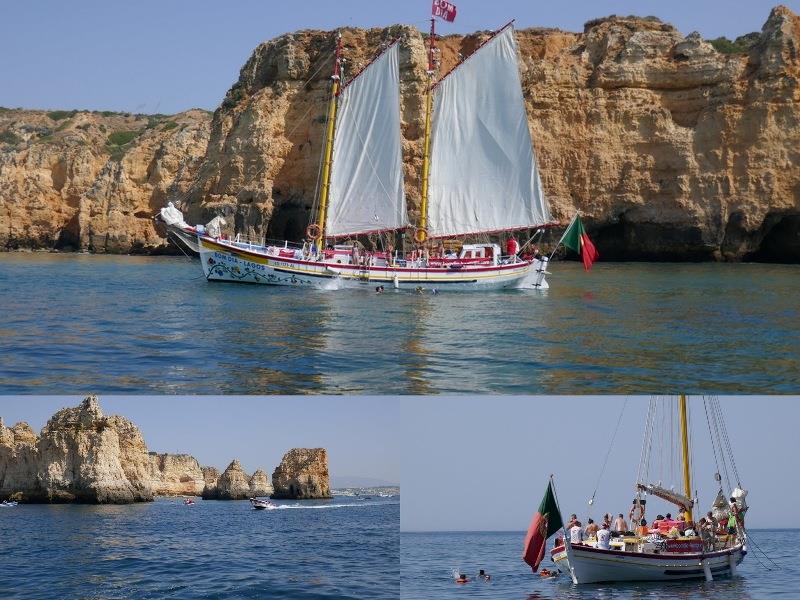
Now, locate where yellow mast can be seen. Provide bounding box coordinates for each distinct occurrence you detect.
[418,18,436,242]
[315,33,343,252]
[678,394,693,521]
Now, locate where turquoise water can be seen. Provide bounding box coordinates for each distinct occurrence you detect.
[0,497,399,599]
[400,530,797,598]
[0,254,798,394]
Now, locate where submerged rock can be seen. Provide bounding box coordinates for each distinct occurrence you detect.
[271,448,331,500]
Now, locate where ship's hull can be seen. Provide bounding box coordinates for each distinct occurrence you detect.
[551,542,746,584]
[165,224,200,255]
[198,236,549,291]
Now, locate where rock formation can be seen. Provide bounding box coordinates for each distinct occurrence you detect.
[203,459,252,499]
[271,448,331,499]
[249,468,273,497]
[0,109,211,253]
[0,395,153,503]
[0,397,274,503]
[148,452,205,496]
[1,7,799,260]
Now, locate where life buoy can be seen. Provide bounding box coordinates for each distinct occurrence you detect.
[306,224,322,240]
[414,228,428,243]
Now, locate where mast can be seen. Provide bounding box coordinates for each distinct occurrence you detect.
[678,394,693,521]
[315,32,344,252]
[418,17,436,242]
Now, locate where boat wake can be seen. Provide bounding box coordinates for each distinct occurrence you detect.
[267,500,398,511]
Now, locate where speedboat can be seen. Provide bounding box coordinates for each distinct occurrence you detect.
[250,498,277,510]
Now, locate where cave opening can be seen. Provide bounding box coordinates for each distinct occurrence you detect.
[744,213,800,263]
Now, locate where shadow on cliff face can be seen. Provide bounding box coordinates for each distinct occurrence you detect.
[590,220,715,261]
[744,213,800,263]
[266,200,311,243]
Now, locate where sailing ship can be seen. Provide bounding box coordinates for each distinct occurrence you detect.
[525,395,748,584]
[194,17,561,290]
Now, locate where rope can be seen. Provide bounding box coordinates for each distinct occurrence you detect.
[714,396,741,487]
[703,397,723,487]
[589,397,629,507]
[743,527,782,570]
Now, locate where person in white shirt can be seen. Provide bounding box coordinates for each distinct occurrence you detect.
[569,521,584,544]
[596,524,612,550]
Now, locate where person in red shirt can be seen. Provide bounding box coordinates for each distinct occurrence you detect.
[506,234,519,257]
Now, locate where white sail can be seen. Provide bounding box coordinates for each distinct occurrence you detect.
[326,42,408,238]
[427,25,553,238]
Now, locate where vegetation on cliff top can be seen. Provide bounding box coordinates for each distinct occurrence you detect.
[708,32,760,54]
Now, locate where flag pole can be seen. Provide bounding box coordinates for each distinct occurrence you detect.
[548,212,579,262]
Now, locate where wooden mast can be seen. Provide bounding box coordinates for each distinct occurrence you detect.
[678,394,693,521]
[315,32,344,252]
[418,17,436,243]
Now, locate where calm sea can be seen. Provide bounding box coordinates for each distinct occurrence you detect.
[1,254,798,394]
[0,496,399,599]
[400,530,797,599]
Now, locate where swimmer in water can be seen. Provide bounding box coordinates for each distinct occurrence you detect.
[455,573,469,584]
[478,569,490,581]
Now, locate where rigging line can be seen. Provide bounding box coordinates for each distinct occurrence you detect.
[712,397,736,492]
[642,397,656,483]
[743,527,783,569]
[589,397,629,505]
[702,397,723,486]
[714,396,741,486]
[711,398,732,493]
[711,398,733,491]
[636,398,654,484]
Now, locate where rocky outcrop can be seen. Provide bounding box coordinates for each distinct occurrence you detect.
[3,7,799,260]
[0,109,211,253]
[148,452,205,496]
[0,397,276,504]
[0,395,153,503]
[271,448,331,499]
[203,459,251,499]
[249,469,273,497]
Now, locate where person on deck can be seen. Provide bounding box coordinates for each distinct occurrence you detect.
[596,523,611,550]
[584,518,599,538]
[629,498,645,526]
[636,519,649,536]
[613,514,628,534]
[706,511,720,533]
[567,514,578,529]
[506,234,519,258]
[569,520,584,544]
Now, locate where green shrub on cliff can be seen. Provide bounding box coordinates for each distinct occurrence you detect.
[0,129,21,145]
[709,33,760,54]
[48,110,77,121]
[106,130,140,161]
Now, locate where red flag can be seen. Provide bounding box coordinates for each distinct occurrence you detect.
[523,481,563,572]
[432,0,457,22]
[580,232,599,271]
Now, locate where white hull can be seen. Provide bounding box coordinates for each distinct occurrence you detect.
[198,236,549,291]
[552,542,746,584]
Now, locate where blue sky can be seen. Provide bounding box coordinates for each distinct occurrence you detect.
[1,396,399,487]
[0,0,793,114]
[401,395,798,530]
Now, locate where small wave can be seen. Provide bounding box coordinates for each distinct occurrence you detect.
[272,501,397,510]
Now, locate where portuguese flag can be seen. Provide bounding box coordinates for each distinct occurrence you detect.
[561,214,599,271]
[522,480,564,572]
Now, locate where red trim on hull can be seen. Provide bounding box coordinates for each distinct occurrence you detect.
[551,543,741,561]
[200,237,534,275]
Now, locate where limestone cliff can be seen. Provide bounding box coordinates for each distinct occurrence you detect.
[148,452,206,496]
[0,397,274,503]
[249,468,273,497]
[271,448,331,499]
[2,7,798,260]
[0,109,210,253]
[0,395,153,503]
[203,459,251,499]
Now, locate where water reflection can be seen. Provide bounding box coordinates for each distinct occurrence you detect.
[0,255,798,394]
